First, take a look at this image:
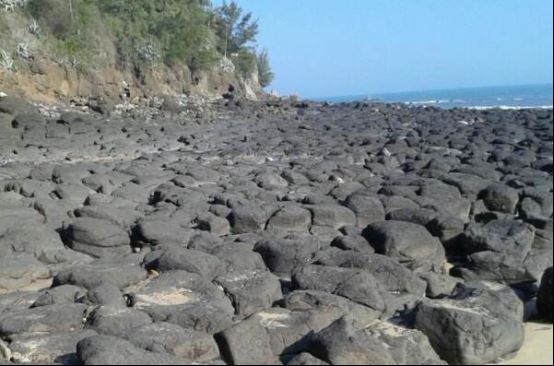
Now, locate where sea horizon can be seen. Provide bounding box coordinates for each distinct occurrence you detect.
[311,83,553,109]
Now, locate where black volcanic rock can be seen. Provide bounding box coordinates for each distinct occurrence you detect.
[0,99,551,365]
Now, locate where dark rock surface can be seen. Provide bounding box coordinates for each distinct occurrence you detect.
[537,267,553,323]
[0,96,552,364]
[414,283,525,365]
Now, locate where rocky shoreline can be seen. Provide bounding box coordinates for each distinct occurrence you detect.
[0,94,552,365]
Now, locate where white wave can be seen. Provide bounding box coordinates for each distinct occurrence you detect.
[406,100,439,105]
[468,105,553,110]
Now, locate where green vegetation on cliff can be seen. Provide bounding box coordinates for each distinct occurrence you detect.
[12,0,274,87]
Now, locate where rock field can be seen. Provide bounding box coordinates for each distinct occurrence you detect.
[0,95,552,365]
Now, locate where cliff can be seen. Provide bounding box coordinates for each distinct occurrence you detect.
[0,0,265,107]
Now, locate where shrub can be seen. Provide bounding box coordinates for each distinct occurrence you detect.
[26,0,73,38]
[256,49,274,87]
[232,48,256,78]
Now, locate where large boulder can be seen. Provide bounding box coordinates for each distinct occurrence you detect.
[292,265,389,314]
[311,248,426,313]
[32,285,87,307]
[8,330,97,365]
[135,218,193,247]
[249,307,345,357]
[254,235,323,276]
[283,290,380,330]
[266,205,312,233]
[307,204,356,230]
[480,184,520,214]
[122,322,220,362]
[144,247,224,281]
[309,316,444,365]
[414,283,525,365]
[229,204,268,234]
[86,306,153,338]
[344,193,386,227]
[0,253,50,292]
[54,260,147,290]
[215,270,283,319]
[455,220,536,283]
[65,218,131,258]
[0,304,88,336]
[363,221,446,272]
[77,335,185,365]
[216,316,278,365]
[127,270,234,334]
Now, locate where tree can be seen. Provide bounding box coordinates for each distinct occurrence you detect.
[256,48,274,87]
[215,1,258,56]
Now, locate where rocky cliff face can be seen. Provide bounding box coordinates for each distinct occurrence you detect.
[0,6,263,106]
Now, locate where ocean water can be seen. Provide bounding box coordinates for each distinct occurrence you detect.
[317,84,553,109]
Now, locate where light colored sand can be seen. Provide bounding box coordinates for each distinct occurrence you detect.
[0,279,52,295]
[497,322,553,365]
[133,288,197,307]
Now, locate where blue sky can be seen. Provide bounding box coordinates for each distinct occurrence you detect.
[213,0,553,98]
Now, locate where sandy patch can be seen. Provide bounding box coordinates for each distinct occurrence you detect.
[496,322,553,365]
[256,310,291,329]
[0,278,52,295]
[133,288,197,307]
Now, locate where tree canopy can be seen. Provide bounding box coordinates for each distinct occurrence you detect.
[24,0,274,86]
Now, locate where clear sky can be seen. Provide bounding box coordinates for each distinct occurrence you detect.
[213,0,553,98]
